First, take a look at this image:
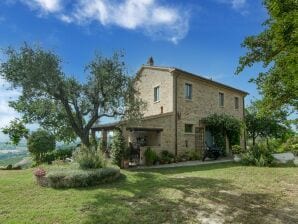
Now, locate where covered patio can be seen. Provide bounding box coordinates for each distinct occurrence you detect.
[91,123,163,165]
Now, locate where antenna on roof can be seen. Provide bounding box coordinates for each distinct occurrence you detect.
[147,56,154,66]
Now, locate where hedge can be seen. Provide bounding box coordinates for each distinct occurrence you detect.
[41,167,120,188]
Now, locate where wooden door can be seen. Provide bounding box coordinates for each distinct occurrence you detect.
[195,127,204,156]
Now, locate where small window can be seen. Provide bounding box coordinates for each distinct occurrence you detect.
[185,83,192,100]
[235,97,239,109]
[185,124,193,133]
[219,92,224,107]
[154,86,160,102]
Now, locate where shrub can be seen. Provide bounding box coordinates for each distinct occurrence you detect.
[45,167,120,188]
[27,129,55,164]
[54,146,75,160]
[144,147,158,166]
[241,144,274,167]
[231,145,243,154]
[34,168,46,177]
[279,136,298,154]
[73,145,106,170]
[111,130,126,167]
[160,150,175,163]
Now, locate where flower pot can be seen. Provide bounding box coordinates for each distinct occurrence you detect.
[233,154,241,162]
[36,176,48,187]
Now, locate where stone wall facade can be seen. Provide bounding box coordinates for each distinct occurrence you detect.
[131,66,247,156]
[175,70,246,155]
[135,67,174,117]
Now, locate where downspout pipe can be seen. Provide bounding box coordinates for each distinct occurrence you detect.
[173,70,181,157]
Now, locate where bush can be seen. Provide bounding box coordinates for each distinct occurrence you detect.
[231,145,243,154]
[144,147,158,166]
[54,146,75,160]
[27,129,55,164]
[45,167,120,188]
[73,145,106,170]
[111,130,126,167]
[241,144,274,167]
[279,136,298,154]
[160,150,175,163]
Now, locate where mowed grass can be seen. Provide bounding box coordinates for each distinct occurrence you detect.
[0,163,297,224]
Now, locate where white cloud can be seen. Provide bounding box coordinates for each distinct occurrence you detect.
[217,0,248,12]
[22,0,63,13]
[0,78,21,141]
[19,0,190,43]
[70,0,189,43]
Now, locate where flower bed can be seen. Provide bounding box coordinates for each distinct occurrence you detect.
[34,167,120,188]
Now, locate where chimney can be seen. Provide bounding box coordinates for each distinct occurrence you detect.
[147,56,154,66]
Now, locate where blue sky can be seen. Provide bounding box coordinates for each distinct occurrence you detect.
[0,0,268,141]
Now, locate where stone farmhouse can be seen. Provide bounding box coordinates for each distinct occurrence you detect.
[92,58,248,164]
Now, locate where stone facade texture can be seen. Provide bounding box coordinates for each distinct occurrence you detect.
[132,66,247,156]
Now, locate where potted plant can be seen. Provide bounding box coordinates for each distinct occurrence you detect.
[34,167,47,186]
[231,145,243,162]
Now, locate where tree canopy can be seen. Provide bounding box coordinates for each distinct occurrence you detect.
[245,102,293,146]
[0,44,144,146]
[236,0,298,115]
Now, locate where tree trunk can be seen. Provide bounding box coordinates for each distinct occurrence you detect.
[252,137,256,146]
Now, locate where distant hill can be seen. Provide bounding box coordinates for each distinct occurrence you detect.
[0,142,28,161]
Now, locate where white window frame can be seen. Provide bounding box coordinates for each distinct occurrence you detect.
[219,92,224,107]
[185,83,192,100]
[235,97,239,110]
[154,86,160,102]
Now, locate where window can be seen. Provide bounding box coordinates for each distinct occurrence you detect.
[219,92,224,107]
[235,97,239,109]
[185,83,192,100]
[154,86,160,102]
[185,124,193,133]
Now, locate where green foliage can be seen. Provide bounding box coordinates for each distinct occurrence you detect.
[241,144,274,167]
[160,150,175,163]
[202,113,242,150]
[2,119,29,145]
[236,0,298,114]
[181,149,201,161]
[144,147,158,166]
[73,145,106,170]
[279,136,298,155]
[45,167,120,188]
[111,130,127,167]
[27,129,55,164]
[245,103,293,145]
[231,145,243,154]
[0,44,144,146]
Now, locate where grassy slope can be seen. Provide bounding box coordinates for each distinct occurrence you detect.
[0,163,297,224]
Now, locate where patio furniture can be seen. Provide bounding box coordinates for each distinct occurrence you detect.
[202,142,221,161]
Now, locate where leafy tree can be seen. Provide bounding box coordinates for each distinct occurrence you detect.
[245,103,292,146]
[202,113,242,150]
[0,44,144,146]
[27,129,55,164]
[111,129,126,167]
[2,119,29,145]
[236,0,298,114]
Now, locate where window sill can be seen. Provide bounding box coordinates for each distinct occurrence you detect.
[153,100,160,104]
[185,98,192,102]
[184,132,195,135]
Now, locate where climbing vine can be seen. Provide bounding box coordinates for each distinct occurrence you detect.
[202,113,242,150]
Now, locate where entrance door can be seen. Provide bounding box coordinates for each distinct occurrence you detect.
[195,127,204,156]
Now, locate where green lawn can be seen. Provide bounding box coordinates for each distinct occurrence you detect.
[0,163,297,224]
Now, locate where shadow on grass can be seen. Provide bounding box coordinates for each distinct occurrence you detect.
[79,165,298,224]
[133,161,240,175]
